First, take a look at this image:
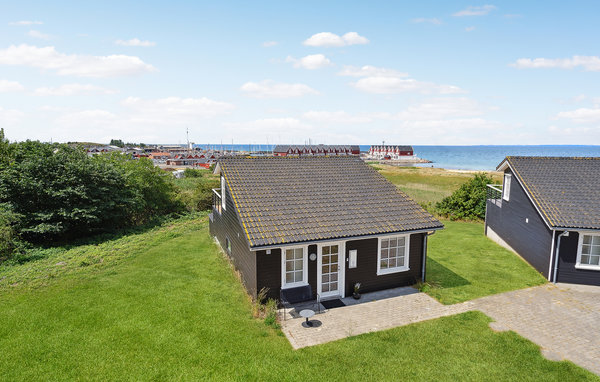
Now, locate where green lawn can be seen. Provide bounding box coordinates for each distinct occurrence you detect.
[0,216,596,381]
[424,220,547,304]
[376,164,502,205]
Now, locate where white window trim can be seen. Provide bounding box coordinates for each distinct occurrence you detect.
[221,175,226,211]
[377,234,410,275]
[576,232,600,271]
[503,173,511,202]
[281,245,309,289]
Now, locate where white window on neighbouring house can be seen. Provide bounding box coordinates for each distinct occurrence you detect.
[282,247,307,288]
[503,173,511,201]
[221,175,226,211]
[377,235,410,275]
[577,234,600,270]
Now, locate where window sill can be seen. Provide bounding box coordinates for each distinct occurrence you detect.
[281,282,309,289]
[575,264,600,271]
[377,267,410,276]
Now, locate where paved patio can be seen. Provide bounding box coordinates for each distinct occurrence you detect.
[280,287,471,349]
[280,283,600,376]
[462,283,600,375]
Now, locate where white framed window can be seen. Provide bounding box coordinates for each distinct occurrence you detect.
[377,235,410,275]
[221,175,226,211]
[576,233,600,270]
[503,174,511,201]
[281,246,308,288]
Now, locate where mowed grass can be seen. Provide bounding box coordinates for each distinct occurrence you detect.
[0,217,595,381]
[375,164,502,205]
[424,220,547,304]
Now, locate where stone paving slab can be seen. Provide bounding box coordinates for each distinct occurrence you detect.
[280,283,600,376]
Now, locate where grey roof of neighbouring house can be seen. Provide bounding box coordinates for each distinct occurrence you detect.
[218,156,443,248]
[499,156,600,230]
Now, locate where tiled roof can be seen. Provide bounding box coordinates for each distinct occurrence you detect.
[220,156,443,248]
[501,156,600,230]
[273,144,360,153]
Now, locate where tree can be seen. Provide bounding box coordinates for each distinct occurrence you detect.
[109,139,124,148]
[0,142,136,242]
[436,173,494,221]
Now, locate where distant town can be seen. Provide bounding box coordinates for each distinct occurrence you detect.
[82,142,430,175]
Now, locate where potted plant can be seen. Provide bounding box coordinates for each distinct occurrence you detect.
[353,282,361,300]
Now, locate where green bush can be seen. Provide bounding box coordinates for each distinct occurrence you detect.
[0,138,183,245]
[183,168,203,178]
[435,173,493,221]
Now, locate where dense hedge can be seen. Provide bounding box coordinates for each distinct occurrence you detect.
[436,173,493,221]
[0,130,183,257]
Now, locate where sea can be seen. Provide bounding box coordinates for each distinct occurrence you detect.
[194,144,600,171]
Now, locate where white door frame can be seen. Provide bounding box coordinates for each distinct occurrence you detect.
[317,241,346,298]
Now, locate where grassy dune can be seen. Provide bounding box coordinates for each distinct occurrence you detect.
[375,164,502,205]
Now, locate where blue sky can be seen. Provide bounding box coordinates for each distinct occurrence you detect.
[1,1,600,145]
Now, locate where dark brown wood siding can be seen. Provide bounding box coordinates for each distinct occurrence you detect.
[485,168,552,278]
[209,177,257,297]
[556,232,600,286]
[308,244,318,297]
[344,233,424,296]
[256,249,281,300]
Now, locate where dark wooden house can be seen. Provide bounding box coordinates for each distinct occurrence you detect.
[209,156,443,301]
[486,156,600,286]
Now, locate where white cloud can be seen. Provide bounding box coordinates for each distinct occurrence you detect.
[0,79,25,92]
[262,41,278,47]
[33,83,118,96]
[352,76,464,95]
[285,54,332,70]
[412,18,442,25]
[240,80,318,98]
[0,107,25,126]
[303,32,369,47]
[115,38,156,47]
[556,107,600,124]
[511,56,600,72]
[302,111,374,124]
[453,5,497,16]
[392,97,483,120]
[0,44,156,77]
[337,65,408,78]
[9,21,43,26]
[465,26,476,32]
[55,109,118,129]
[27,30,51,40]
[121,96,234,123]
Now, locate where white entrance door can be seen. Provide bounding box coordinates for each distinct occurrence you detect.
[318,243,344,298]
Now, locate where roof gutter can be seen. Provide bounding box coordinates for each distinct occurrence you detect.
[249,226,444,251]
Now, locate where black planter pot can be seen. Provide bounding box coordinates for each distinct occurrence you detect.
[353,292,361,300]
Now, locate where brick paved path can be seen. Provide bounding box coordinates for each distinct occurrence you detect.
[463,283,600,375]
[281,284,600,375]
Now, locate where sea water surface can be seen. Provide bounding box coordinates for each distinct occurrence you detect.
[195,144,600,171]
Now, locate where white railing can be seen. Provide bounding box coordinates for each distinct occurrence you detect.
[487,184,503,207]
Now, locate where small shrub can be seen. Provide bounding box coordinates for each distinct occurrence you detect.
[435,173,493,221]
[183,168,203,178]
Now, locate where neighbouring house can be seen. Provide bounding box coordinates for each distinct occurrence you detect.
[485,156,600,286]
[148,152,171,160]
[368,145,414,160]
[209,156,443,301]
[273,144,360,157]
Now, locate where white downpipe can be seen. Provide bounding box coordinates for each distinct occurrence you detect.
[421,232,435,282]
[548,230,556,281]
[553,231,570,284]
